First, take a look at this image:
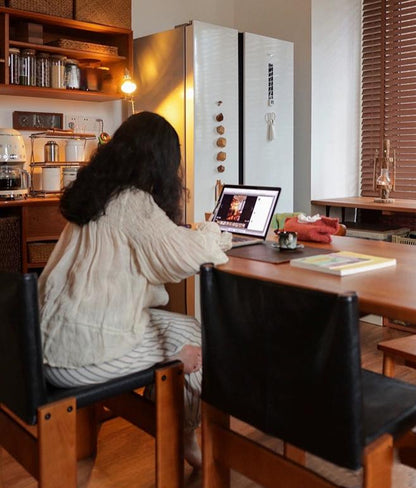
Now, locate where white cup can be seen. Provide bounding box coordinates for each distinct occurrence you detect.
[62,166,79,187]
[65,139,85,162]
[42,166,61,192]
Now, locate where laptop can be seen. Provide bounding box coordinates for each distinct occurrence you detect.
[211,185,281,247]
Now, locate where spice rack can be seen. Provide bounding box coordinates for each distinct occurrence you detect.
[0,7,133,102]
[29,130,95,196]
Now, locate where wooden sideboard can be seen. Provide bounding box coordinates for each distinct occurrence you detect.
[311,196,416,221]
[0,196,65,272]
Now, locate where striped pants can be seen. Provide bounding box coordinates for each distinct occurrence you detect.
[44,309,202,432]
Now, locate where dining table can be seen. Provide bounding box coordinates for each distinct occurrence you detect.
[219,235,416,324]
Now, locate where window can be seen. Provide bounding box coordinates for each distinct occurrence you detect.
[361,0,416,198]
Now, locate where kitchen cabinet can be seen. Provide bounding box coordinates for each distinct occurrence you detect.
[0,7,132,102]
[0,196,65,272]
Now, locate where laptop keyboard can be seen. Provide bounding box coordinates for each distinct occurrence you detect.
[232,235,254,242]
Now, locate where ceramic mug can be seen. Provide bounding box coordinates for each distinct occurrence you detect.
[277,231,297,249]
[42,166,61,192]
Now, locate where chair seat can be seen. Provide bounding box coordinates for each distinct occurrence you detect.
[362,369,416,445]
[46,363,164,409]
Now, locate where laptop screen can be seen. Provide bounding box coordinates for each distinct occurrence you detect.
[211,185,281,238]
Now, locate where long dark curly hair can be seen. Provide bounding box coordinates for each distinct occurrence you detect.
[60,111,183,226]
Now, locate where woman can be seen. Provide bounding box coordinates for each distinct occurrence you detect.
[38,111,232,468]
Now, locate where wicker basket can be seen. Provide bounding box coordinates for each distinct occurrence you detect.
[7,0,73,18]
[74,0,131,29]
[0,216,21,272]
[392,235,416,245]
[28,241,56,264]
[47,38,118,56]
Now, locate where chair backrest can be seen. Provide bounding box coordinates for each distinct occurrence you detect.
[0,272,47,424]
[200,264,363,470]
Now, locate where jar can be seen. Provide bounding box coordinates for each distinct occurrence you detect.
[20,48,36,86]
[65,139,85,162]
[8,48,20,85]
[79,59,101,91]
[44,140,59,162]
[36,52,50,87]
[50,55,66,89]
[65,59,80,90]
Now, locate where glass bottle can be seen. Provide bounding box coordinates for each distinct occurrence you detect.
[20,49,36,86]
[8,48,20,85]
[65,59,81,90]
[36,52,50,87]
[50,55,66,89]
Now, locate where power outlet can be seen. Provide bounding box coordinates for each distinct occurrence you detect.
[64,114,101,134]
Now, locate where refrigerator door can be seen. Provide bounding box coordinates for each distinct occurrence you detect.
[189,21,239,224]
[242,32,294,213]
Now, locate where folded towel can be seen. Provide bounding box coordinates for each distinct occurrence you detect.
[283,216,340,243]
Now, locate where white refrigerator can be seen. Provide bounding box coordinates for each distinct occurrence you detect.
[133,20,294,225]
[133,21,293,316]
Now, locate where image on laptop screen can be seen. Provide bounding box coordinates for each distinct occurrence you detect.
[211,185,281,239]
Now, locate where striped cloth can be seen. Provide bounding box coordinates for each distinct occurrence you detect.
[44,308,202,431]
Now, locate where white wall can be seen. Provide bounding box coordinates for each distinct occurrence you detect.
[131,0,235,36]
[311,0,361,204]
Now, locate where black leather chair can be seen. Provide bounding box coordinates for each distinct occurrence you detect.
[199,264,416,488]
[0,272,184,488]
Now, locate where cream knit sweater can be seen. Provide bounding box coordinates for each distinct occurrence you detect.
[39,189,231,368]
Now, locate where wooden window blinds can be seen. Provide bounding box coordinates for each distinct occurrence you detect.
[362,0,416,198]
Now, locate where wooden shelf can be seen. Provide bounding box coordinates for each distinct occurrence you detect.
[0,7,132,102]
[0,83,123,101]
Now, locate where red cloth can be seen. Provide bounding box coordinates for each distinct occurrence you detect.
[283,216,340,243]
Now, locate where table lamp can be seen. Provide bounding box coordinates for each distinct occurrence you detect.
[373,138,396,203]
[120,68,137,116]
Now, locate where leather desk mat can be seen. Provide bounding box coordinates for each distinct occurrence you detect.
[226,242,333,264]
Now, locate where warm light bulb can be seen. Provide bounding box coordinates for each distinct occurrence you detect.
[120,69,137,95]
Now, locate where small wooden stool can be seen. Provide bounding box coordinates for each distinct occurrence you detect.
[378,335,416,378]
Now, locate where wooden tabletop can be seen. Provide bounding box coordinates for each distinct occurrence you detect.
[311,196,416,213]
[0,196,60,208]
[219,236,416,324]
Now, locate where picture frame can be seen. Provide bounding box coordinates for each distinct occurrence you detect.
[12,111,64,131]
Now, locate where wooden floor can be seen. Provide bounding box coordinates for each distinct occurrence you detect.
[2,321,416,488]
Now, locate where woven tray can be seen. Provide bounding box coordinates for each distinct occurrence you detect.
[0,216,21,272]
[7,0,73,18]
[74,0,131,29]
[28,241,56,264]
[47,38,118,56]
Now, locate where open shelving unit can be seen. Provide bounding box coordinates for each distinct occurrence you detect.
[0,7,133,101]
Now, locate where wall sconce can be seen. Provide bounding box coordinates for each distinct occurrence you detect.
[120,68,137,115]
[373,138,396,203]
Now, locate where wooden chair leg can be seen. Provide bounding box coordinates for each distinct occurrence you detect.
[155,363,184,488]
[38,397,77,488]
[382,354,396,378]
[395,431,416,469]
[76,405,99,460]
[202,401,231,488]
[363,434,393,488]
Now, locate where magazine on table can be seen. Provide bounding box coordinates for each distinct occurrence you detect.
[290,251,397,276]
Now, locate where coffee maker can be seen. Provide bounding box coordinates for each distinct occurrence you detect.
[0,128,29,199]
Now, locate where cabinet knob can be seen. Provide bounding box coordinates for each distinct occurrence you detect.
[216,151,227,161]
[216,125,225,134]
[217,165,225,173]
[216,113,224,122]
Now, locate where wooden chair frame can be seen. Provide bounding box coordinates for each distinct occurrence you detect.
[0,363,184,488]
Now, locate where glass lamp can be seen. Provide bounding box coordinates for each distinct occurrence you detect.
[373,139,396,203]
[120,69,137,115]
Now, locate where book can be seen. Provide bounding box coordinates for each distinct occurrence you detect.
[290,251,397,276]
